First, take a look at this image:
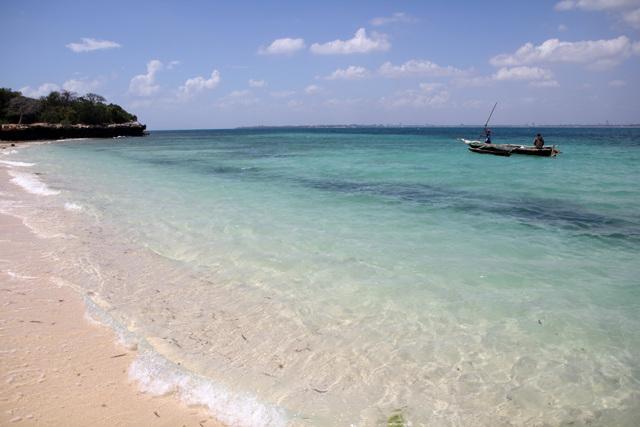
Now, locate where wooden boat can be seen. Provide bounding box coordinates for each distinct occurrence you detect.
[467,145,512,156]
[458,138,561,157]
[458,138,513,156]
[495,144,561,157]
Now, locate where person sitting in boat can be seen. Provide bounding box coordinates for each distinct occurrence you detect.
[534,133,544,148]
[485,129,491,144]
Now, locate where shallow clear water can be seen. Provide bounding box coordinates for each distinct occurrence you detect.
[3,127,640,426]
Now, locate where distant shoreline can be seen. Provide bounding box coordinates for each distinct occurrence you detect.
[236,124,640,129]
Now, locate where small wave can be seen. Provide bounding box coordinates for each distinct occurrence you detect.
[8,170,60,196]
[84,296,289,427]
[64,201,83,211]
[0,160,35,167]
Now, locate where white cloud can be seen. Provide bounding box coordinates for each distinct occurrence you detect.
[558,24,569,31]
[370,12,417,26]
[492,66,556,81]
[530,80,560,87]
[320,60,471,81]
[322,66,372,80]
[489,36,634,69]
[270,90,296,98]
[129,60,163,96]
[219,90,260,107]
[19,83,60,98]
[419,83,445,92]
[378,59,472,78]
[555,0,640,28]
[310,28,390,54]
[623,7,640,28]
[177,70,221,99]
[66,38,121,52]
[167,61,181,69]
[451,76,493,88]
[63,77,107,94]
[304,85,325,94]
[555,0,640,11]
[258,38,306,55]
[249,79,268,87]
[608,79,628,86]
[383,86,451,109]
[451,66,555,88]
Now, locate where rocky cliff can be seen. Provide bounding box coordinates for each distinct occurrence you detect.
[0,122,147,141]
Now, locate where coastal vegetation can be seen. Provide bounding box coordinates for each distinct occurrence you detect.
[0,88,137,125]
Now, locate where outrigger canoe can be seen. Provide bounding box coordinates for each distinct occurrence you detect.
[458,138,561,157]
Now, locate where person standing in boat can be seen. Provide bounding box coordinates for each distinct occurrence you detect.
[534,133,544,148]
[484,129,491,144]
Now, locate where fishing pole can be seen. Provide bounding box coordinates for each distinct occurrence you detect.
[478,102,497,141]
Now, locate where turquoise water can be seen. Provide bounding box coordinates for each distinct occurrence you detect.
[2,127,639,426]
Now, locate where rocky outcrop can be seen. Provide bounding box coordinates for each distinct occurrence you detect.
[0,122,148,141]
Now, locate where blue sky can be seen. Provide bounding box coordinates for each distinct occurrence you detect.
[2,0,639,129]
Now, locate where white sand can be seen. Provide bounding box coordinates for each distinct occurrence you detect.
[0,167,225,426]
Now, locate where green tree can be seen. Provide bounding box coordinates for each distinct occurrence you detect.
[1,88,138,125]
[0,88,22,123]
[9,96,41,124]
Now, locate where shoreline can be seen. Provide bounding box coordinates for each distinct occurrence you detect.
[0,166,224,426]
[0,122,147,141]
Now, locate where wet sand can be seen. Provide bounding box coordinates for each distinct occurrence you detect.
[0,166,225,426]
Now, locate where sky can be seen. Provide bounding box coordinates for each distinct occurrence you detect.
[2,0,640,130]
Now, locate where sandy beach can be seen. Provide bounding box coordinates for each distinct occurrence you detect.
[0,165,225,426]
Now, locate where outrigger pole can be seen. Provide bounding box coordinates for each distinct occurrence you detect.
[478,102,497,141]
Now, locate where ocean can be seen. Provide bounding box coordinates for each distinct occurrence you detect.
[2,127,639,426]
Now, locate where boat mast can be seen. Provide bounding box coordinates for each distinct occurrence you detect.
[478,102,497,141]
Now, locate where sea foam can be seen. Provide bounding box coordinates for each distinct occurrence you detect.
[84,295,288,427]
[8,170,60,196]
[0,160,35,167]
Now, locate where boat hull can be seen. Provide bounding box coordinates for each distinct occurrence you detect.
[498,144,560,157]
[468,146,512,156]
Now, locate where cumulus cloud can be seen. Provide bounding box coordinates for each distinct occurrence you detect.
[383,86,451,109]
[322,66,372,80]
[370,12,417,26]
[177,70,221,99]
[378,59,472,77]
[452,66,557,88]
[310,28,390,54]
[555,0,639,11]
[219,90,260,107]
[320,60,472,80]
[489,36,635,70]
[419,83,445,92]
[492,66,556,81]
[530,80,561,87]
[19,83,60,98]
[129,60,163,96]
[258,38,306,55]
[304,85,325,94]
[555,0,640,28]
[66,38,121,52]
[623,7,640,28]
[270,90,296,98]
[167,61,181,69]
[249,79,268,87]
[62,77,108,95]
